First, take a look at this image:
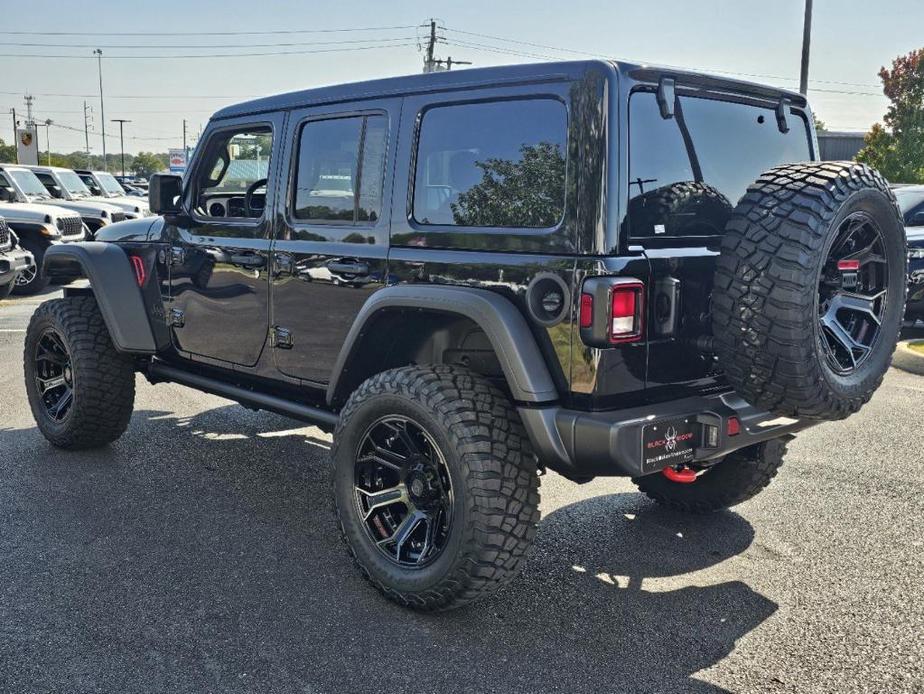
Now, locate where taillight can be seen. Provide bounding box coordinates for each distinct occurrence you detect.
[609,282,644,343]
[129,255,146,287]
[579,293,594,329]
[727,416,741,436]
[579,277,646,347]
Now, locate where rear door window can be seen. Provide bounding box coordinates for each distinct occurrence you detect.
[412,99,567,228]
[292,114,387,224]
[627,92,812,238]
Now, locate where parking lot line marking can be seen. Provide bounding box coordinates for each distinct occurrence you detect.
[0,329,26,333]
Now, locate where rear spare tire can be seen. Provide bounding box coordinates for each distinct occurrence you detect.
[713,161,907,420]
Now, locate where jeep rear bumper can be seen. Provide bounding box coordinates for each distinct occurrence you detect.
[518,392,815,479]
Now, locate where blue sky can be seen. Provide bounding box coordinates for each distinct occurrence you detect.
[0,0,919,154]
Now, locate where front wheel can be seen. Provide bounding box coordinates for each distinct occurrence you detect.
[332,365,540,611]
[24,296,136,449]
[12,238,50,296]
[632,439,788,513]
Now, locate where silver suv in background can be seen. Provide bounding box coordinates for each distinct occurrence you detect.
[0,218,34,300]
[0,169,86,294]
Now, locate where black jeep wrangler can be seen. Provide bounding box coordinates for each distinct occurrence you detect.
[25,61,906,611]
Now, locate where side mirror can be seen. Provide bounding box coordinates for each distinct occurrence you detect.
[911,211,924,227]
[149,173,183,215]
[49,185,63,198]
[0,187,14,202]
[90,186,102,196]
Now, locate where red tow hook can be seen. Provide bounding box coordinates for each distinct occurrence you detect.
[662,465,697,483]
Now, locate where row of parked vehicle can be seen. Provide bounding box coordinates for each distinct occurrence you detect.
[0,165,152,294]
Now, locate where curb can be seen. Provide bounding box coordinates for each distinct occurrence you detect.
[892,340,924,376]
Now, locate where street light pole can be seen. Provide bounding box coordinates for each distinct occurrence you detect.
[799,0,813,94]
[112,119,131,178]
[94,49,107,170]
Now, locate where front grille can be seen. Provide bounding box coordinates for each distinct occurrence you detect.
[110,212,126,224]
[59,216,84,238]
[0,219,10,250]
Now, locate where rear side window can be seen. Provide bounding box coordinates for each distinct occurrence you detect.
[413,99,567,228]
[627,92,812,238]
[293,114,386,224]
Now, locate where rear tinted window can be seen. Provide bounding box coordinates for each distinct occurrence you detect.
[413,99,567,228]
[627,92,812,238]
[293,115,386,224]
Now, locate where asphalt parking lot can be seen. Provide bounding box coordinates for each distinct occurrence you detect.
[1,289,922,694]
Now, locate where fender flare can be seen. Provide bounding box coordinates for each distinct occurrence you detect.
[43,242,157,354]
[326,285,559,407]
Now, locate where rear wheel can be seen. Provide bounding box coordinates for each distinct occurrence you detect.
[24,296,136,449]
[332,365,540,611]
[632,439,787,513]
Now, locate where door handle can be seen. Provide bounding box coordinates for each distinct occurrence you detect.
[327,260,369,276]
[230,254,266,269]
[273,252,295,275]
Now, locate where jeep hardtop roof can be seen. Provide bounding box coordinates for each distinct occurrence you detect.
[213,59,806,121]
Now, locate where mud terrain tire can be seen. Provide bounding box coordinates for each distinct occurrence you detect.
[332,365,540,611]
[24,296,135,449]
[713,162,906,420]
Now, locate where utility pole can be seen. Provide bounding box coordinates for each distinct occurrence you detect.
[423,19,437,73]
[24,94,34,125]
[10,108,17,163]
[43,119,52,165]
[94,49,107,170]
[112,119,131,178]
[83,101,92,168]
[183,118,188,164]
[799,0,813,94]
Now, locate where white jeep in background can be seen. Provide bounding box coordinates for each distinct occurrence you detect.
[74,169,151,216]
[0,165,125,238]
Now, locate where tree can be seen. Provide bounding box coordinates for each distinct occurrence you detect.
[0,137,16,164]
[450,142,566,227]
[813,115,827,133]
[132,151,167,178]
[856,47,924,183]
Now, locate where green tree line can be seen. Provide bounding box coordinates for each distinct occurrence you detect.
[0,140,169,177]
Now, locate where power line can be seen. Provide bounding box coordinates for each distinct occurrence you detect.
[443,26,883,90]
[0,36,419,49]
[0,41,419,60]
[0,90,257,99]
[0,24,419,36]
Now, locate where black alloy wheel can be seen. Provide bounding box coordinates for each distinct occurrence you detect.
[818,211,889,375]
[16,261,38,289]
[33,328,74,422]
[353,415,453,568]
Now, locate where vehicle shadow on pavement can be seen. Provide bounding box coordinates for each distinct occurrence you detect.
[0,404,776,694]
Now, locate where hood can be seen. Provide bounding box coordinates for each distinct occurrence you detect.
[45,198,124,218]
[100,195,150,215]
[94,214,163,243]
[0,200,83,224]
